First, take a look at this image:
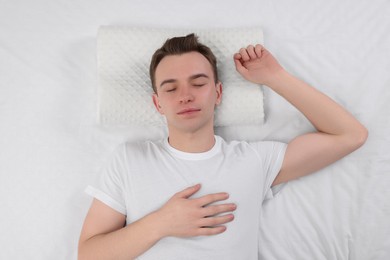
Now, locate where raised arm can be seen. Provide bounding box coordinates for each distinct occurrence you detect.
[234,45,368,186]
[78,184,236,259]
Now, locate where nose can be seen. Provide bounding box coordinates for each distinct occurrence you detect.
[178,86,194,104]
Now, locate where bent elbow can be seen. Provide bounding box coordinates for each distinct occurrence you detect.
[351,125,368,150]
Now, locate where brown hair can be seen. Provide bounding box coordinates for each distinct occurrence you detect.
[149,33,219,93]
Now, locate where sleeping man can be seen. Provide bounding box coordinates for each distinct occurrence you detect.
[78,33,367,259]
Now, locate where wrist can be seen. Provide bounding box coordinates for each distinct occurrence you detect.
[264,70,298,94]
[264,69,291,88]
[146,210,169,240]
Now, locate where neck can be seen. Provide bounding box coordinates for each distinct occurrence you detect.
[167,128,216,153]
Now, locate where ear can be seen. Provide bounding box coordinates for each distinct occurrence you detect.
[152,93,164,115]
[215,82,223,106]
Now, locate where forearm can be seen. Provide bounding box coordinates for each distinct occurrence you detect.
[79,185,235,259]
[79,211,163,260]
[236,45,367,185]
[266,70,367,140]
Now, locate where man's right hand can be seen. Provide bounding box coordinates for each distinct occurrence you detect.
[153,184,237,238]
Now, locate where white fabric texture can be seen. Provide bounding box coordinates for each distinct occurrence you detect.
[86,136,287,259]
[97,26,265,127]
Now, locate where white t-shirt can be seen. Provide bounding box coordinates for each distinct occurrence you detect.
[86,135,287,259]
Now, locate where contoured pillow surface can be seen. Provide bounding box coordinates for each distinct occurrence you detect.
[98,26,264,127]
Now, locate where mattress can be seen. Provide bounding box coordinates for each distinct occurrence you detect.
[0,0,389,259]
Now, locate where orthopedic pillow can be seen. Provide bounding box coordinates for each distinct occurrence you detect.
[97,26,264,127]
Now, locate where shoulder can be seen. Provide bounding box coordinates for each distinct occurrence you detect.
[101,139,166,175]
[122,139,164,152]
[120,139,166,161]
[217,135,286,155]
[248,140,287,153]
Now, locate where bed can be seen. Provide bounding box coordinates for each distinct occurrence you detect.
[1,0,389,259]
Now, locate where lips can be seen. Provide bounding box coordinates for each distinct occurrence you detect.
[177,108,201,115]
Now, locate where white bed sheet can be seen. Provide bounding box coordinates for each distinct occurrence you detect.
[0,0,389,259]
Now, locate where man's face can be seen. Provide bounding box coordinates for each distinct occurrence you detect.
[152,51,222,134]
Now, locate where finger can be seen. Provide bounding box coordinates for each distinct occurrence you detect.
[174,184,201,199]
[199,213,235,227]
[201,203,237,217]
[195,192,229,207]
[234,58,248,76]
[233,53,242,60]
[195,225,227,236]
[239,47,250,61]
[254,44,264,58]
[247,45,257,59]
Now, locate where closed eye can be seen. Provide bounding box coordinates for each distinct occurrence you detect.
[166,88,176,92]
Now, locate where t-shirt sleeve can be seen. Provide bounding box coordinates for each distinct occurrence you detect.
[249,141,287,200]
[85,144,128,215]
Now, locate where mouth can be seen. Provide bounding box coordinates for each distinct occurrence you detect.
[177,108,201,115]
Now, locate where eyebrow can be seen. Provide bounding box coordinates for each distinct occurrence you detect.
[159,73,209,88]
